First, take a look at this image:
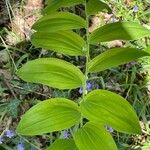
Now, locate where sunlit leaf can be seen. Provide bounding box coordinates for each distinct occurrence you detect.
[32,12,86,32]
[80,90,141,134]
[17,58,85,89]
[88,48,150,73]
[74,122,117,150]
[31,31,86,56]
[90,22,150,44]
[17,98,81,135]
[87,0,111,15]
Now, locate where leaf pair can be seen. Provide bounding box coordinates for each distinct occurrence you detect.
[16,90,141,149]
[32,20,150,57]
[17,48,150,90]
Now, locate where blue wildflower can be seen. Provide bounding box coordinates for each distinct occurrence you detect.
[107,127,114,133]
[79,82,93,94]
[6,130,15,138]
[0,136,3,144]
[79,87,83,94]
[87,82,93,90]
[17,143,24,150]
[133,5,138,13]
[63,130,69,139]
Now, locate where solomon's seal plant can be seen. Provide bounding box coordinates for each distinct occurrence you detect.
[16,0,150,149]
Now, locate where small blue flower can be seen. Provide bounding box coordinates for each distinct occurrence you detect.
[63,130,69,139]
[0,136,3,144]
[79,87,83,94]
[6,130,15,138]
[86,82,93,91]
[17,143,24,150]
[79,82,93,94]
[133,5,138,13]
[107,127,114,133]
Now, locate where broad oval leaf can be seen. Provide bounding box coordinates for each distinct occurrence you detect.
[74,122,117,150]
[46,139,77,150]
[87,0,111,16]
[17,98,81,135]
[90,22,150,44]
[32,12,86,32]
[17,58,85,89]
[88,48,150,73]
[44,0,84,14]
[31,31,86,56]
[80,90,141,134]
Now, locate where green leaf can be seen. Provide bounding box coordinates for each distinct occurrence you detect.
[87,0,111,16]
[17,58,85,89]
[74,122,117,150]
[80,90,141,134]
[90,22,150,44]
[17,98,81,135]
[31,31,86,56]
[144,46,150,54]
[32,12,86,32]
[44,0,84,14]
[46,139,77,150]
[88,48,150,73]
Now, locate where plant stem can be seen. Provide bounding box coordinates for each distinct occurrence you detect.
[82,0,90,100]
[79,0,90,128]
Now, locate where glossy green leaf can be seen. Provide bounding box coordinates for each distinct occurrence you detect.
[46,139,77,150]
[90,22,150,44]
[74,122,117,150]
[87,0,111,16]
[88,48,150,73]
[17,58,85,89]
[32,12,86,32]
[44,0,84,14]
[17,98,81,135]
[31,31,86,56]
[80,90,141,134]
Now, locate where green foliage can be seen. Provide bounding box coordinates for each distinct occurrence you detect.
[88,48,150,73]
[17,98,81,135]
[16,0,150,149]
[17,58,85,89]
[87,0,111,15]
[46,139,77,150]
[90,22,150,44]
[32,12,86,32]
[74,122,117,150]
[80,90,141,134]
[44,0,84,14]
[31,31,86,56]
